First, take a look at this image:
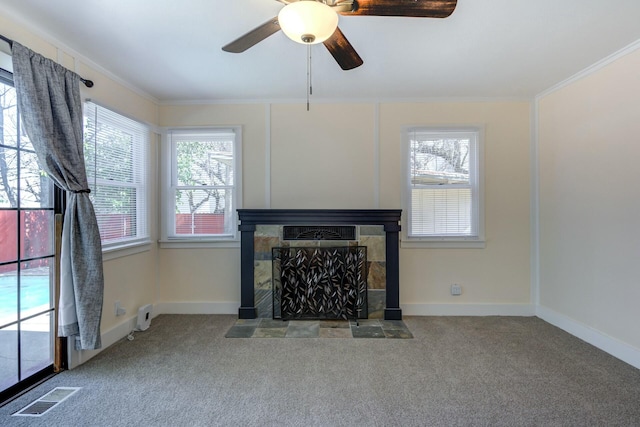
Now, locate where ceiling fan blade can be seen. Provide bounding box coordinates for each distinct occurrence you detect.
[323,27,363,70]
[347,0,457,18]
[222,18,281,53]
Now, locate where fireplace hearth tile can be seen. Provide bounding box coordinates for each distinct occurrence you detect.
[320,320,350,329]
[259,318,289,328]
[383,329,414,339]
[379,320,407,330]
[225,319,413,339]
[350,319,380,327]
[253,327,287,338]
[286,321,320,338]
[351,325,385,338]
[379,319,414,338]
[225,325,257,338]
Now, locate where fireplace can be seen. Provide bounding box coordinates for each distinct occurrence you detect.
[237,209,402,320]
[273,245,368,320]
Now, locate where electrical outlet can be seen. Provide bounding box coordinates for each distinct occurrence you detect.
[451,284,462,296]
[114,301,126,316]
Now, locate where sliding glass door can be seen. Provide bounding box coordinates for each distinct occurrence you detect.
[0,76,58,401]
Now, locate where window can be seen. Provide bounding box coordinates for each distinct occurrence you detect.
[83,102,149,249]
[164,128,241,242]
[1,64,57,401]
[402,127,484,248]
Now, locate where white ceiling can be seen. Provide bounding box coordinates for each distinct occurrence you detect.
[1,0,640,103]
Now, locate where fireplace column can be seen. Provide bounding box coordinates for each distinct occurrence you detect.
[384,222,402,320]
[238,223,257,319]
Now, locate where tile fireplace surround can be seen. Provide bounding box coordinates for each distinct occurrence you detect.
[237,209,402,321]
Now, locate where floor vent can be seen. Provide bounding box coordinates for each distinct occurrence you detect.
[13,387,80,417]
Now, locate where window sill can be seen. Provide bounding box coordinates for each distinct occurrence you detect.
[159,239,240,249]
[102,240,152,261]
[401,238,486,249]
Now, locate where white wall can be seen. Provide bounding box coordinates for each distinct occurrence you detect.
[537,47,640,367]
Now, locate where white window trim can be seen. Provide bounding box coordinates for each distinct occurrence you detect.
[160,126,242,248]
[102,241,152,261]
[401,125,485,249]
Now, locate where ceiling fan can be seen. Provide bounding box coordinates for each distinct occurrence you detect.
[222,0,457,71]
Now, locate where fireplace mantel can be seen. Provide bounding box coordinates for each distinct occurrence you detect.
[237,209,402,320]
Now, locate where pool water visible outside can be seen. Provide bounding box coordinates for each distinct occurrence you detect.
[0,275,51,323]
[0,274,53,394]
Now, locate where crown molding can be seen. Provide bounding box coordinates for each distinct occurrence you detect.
[537,38,640,100]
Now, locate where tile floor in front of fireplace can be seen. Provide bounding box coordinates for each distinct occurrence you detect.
[225,318,413,339]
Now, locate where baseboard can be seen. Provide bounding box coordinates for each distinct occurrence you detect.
[67,314,140,369]
[70,301,241,367]
[401,303,534,316]
[154,301,534,317]
[67,302,639,373]
[154,301,238,315]
[536,306,640,370]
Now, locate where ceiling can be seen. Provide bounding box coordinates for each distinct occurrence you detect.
[1,0,640,103]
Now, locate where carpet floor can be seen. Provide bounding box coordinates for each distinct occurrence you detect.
[1,314,639,426]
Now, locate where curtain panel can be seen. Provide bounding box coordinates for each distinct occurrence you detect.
[11,42,103,350]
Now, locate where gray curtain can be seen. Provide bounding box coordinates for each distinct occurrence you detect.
[11,42,103,350]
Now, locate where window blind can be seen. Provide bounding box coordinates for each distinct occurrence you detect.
[411,187,472,235]
[84,102,149,247]
[408,130,478,238]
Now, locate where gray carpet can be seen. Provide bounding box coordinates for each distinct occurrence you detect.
[1,315,639,426]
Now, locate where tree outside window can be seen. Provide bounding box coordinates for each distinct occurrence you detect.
[169,130,238,238]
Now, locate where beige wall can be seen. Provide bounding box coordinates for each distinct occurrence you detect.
[157,104,265,306]
[159,100,532,311]
[538,49,640,350]
[270,104,376,209]
[1,12,160,335]
[381,102,531,308]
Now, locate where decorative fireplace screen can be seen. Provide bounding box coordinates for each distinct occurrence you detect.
[272,246,368,320]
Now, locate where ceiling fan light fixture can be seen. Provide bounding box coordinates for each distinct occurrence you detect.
[278,1,339,45]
